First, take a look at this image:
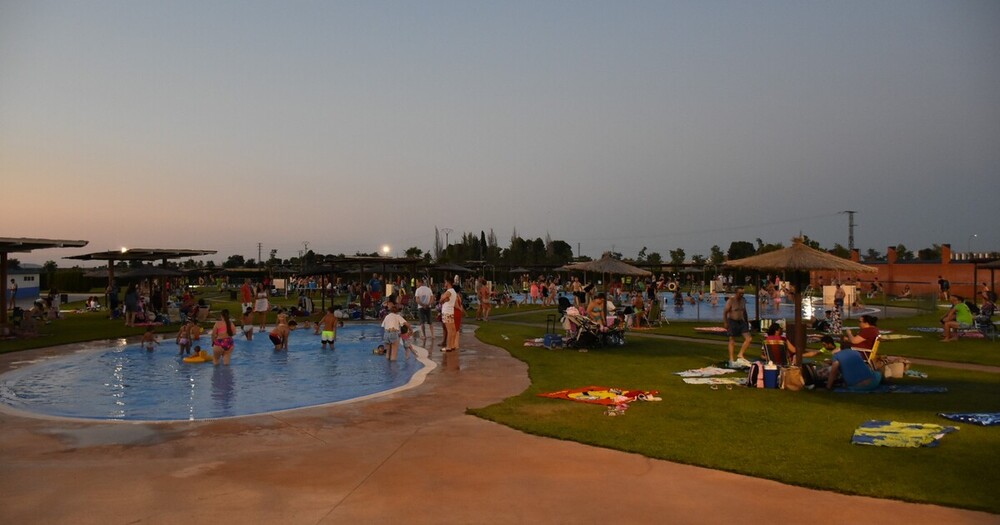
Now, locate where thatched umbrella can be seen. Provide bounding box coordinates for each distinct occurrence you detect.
[560,253,652,293]
[562,254,652,277]
[724,238,877,363]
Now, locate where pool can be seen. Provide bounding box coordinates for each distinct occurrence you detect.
[0,325,432,422]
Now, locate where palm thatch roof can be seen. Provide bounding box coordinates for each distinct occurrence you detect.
[562,254,652,277]
[724,239,877,273]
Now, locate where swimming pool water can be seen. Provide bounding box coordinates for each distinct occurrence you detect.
[0,325,427,421]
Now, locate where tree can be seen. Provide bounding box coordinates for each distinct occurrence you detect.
[6,258,21,269]
[756,241,784,255]
[727,241,755,261]
[646,251,663,267]
[800,235,822,250]
[404,246,424,259]
[918,244,942,261]
[895,244,915,262]
[863,249,883,263]
[636,247,648,262]
[548,240,574,265]
[829,243,851,259]
[669,248,686,266]
[245,258,257,267]
[709,245,725,265]
[43,260,58,285]
[691,254,706,265]
[223,254,246,269]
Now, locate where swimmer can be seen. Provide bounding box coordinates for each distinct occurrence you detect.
[241,307,254,341]
[141,327,159,351]
[190,321,204,342]
[373,344,386,356]
[319,306,342,349]
[400,324,415,360]
[709,291,719,307]
[175,320,193,355]
[269,319,296,351]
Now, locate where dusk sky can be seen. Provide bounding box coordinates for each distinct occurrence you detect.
[3,1,998,266]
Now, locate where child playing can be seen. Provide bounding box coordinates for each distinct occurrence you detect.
[141,327,159,351]
[190,321,204,343]
[241,306,255,341]
[176,320,192,355]
[400,324,415,360]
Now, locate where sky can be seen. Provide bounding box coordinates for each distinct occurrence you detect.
[3,0,998,266]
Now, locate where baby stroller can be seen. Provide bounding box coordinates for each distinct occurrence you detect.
[564,312,626,349]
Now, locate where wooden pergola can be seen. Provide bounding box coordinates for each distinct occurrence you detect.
[1,237,89,325]
[66,248,217,310]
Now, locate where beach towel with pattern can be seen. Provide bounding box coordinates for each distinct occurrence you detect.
[682,377,745,385]
[674,366,736,378]
[852,420,958,447]
[538,386,659,405]
[938,412,1000,426]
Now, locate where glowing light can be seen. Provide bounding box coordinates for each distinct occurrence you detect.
[120,247,128,253]
[381,245,391,256]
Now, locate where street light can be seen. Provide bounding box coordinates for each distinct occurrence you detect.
[381,245,391,257]
[968,234,978,258]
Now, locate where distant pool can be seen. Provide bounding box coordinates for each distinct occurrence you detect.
[0,325,431,422]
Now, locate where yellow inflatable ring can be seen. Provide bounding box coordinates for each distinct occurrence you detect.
[182,350,213,363]
[667,282,677,292]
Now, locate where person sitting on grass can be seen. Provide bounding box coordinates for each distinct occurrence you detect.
[762,324,822,365]
[824,335,881,391]
[941,295,974,342]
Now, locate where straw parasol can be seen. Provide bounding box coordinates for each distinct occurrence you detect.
[561,253,652,277]
[725,238,877,363]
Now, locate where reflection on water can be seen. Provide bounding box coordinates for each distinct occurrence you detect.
[211,366,235,415]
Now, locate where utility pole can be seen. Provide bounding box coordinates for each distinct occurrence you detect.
[839,211,857,251]
[258,242,263,265]
[441,228,453,248]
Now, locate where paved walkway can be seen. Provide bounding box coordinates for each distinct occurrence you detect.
[0,333,997,524]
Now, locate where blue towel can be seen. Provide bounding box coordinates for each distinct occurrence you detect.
[852,420,958,447]
[834,384,948,394]
[938,412,1000,426]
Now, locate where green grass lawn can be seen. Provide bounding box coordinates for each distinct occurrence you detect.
[488,305,1000,367]
[470,321,1000,513]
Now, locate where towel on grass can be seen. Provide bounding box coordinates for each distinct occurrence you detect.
[538,386,659,405]
[674,366,736,378]
[938,412,1000,426]
[834,385,948,394]
[852,420,958,447]
[682,377,744,385]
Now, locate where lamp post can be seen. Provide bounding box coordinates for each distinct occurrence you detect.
[968,234,977,258]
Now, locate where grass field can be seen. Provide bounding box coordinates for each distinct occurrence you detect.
[470,318,1000,513]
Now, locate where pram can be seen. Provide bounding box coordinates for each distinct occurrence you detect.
[563,312,626,349]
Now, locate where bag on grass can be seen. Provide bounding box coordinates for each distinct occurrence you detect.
[747,362,765,388]
[800,362,820,386]
[779,366,805,391]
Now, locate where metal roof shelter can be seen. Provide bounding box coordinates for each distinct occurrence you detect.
[1,237,89,325]
[66,248,216,310]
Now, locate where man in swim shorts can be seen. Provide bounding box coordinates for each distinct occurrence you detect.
[723,287,752,368]
[269,319,296,351]
[319,306,340,349]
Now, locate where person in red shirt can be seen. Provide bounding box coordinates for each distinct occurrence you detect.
[843,314,880,361]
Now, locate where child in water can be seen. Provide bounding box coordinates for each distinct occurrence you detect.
[318,306,343,349]
[142,327,159,351]
[400,324,415,360]
[176,320,192,355]
[241,307,254,341]
[269,317,296,351]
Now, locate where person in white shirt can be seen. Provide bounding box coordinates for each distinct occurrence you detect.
[414,278,435,341]
[380,304,410,361]
[439,277,459,352]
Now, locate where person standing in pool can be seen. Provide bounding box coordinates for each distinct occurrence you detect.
[723,287,752,368]
[319,306,341,349]
[254,283,269,330]
[381,304,410,361]
[212,309,237,366]
[269,316,295,351]
[241,306,255,340]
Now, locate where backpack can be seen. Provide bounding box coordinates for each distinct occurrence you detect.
[965,301,980,315]
[746,362,765,388]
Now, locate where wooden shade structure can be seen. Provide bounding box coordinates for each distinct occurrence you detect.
[725,238,877,362]
[1,237,89,325]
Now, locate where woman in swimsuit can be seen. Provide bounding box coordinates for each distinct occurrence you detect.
[212,309,237,366]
